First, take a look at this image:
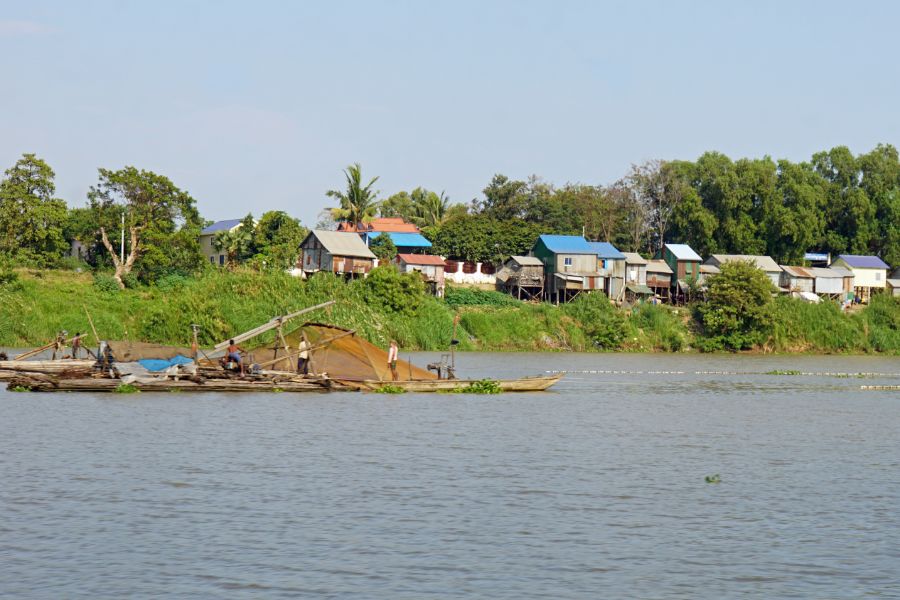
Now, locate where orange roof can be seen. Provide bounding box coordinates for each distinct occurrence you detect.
[397,253,445,266]
[337,217,420,233]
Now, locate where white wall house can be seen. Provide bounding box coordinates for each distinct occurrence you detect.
[199,219,243,266]
[830,254,890,302]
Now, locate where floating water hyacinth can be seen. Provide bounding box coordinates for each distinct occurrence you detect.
[705,474,722,484]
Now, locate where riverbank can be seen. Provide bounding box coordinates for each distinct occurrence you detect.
[0,268,897,354]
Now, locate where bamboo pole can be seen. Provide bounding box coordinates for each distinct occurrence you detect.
[212,300,335,352]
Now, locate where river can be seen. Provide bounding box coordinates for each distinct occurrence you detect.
[1,353,899,598]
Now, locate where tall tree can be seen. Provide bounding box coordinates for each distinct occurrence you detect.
[410,188,453,228]
[475,174,529,220]
[327,163,380,227]
[88,166,203,287]
[252,210,308,269]
[0,153,68,264]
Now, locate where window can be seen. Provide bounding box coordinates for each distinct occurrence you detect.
[209,256,215,264]
[219,254,225,266]
[876,272,882,281]
[564,257,573,266]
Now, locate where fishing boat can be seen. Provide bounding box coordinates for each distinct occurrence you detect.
[335,373,563,393]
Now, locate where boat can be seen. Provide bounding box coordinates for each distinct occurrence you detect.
[0,359,95,380]
[335,373,563,393]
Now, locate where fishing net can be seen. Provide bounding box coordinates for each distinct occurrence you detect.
[245,323,436,381]
[107,341,195,361]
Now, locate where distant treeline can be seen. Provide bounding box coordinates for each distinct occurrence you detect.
[410,145,899,267]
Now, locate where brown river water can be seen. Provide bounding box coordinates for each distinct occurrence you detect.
[1,352,899,598]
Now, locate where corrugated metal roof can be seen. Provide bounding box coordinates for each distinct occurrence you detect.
[780,265,813,278]
[806,267,843,278]
[804,252,830,262]
[622,252,647,265]
[665,243,702,261]
[836,254,890,269]
[363,232,432,248]
[828,266,854,278]
[699,264,720,274]
[708,254,781,272]
[646,259,673,274]
[201,219,243,235]
[588,241,626,259]
[886,279,900,287]
[397,253,445,266]
[509,255,543,266]
[537,235,596,254]
[308,230,376,259]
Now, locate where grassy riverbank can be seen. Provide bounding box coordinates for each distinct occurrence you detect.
[0,268,898,354]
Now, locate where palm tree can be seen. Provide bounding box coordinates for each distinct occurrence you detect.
[410,188,451,228]
[213,227,252,267]
[326,163,380,228]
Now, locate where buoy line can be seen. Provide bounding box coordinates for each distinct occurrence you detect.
[546,369,900,378]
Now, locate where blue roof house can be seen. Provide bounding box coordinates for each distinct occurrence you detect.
[200,219,245,266]
[531,235,605,303]
[361,231,433,253]
[830,254,890,303]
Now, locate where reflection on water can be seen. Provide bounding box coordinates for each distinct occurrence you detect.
[1,353,898,598]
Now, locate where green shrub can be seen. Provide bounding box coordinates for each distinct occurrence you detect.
[563,293,626,349]
[156,273,190,292]
[698,261,775,351]
[360,265,425,315]
[0,255,19,287]
[114,383,140,393]
[375,384,406,394]
[93,273,120,294]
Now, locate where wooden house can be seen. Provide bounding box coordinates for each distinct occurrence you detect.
[589,241,626,301]
[660,244,702,283]
[830,255,890,303]
[299,230,376,277]
[705,254,783,289]
[396,253,446,297]
[531,235,604,303]
[779,266,815,293]
[622,252,653,302]
[646,259,673,302]
[496,256,545,300]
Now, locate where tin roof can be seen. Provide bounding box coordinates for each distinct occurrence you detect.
[708,254,781,272]
[588,241,626,259]
[806,267,843,278]
[664,243,702,261]
[887,279,900,288]
[622,252,648,265]
[201,219,243,235]
[508,255,543,266]
[363,231,432,248]
[646,259,673,274]
[536,235,596,254]
[338,217,421,233]
[397,253,445,266]
[780,265,814,278]
[835,254,890,269]
[829,266,854,278]
[305,230,376,259]
[699,264,720,274]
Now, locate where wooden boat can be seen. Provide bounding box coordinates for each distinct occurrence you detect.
[335,373,563,393]
[6,374,352,393]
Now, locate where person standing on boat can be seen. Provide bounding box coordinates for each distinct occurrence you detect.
[71,333,82,358]
[227,339,246,374]
[387,340,399,381]
[297,339,310,375]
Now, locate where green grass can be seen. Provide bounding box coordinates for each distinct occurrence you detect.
[1,268,897,355]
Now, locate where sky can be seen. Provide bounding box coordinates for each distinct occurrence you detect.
[2,0,899,226]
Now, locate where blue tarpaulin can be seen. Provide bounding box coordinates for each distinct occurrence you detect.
[138,355,194,372]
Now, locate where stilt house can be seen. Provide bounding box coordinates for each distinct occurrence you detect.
[496,256,545,300]
[829,255,890,303]
[531,235,604,303]
[299,230,377,277]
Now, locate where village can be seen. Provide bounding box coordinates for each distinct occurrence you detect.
[202,215,899,307]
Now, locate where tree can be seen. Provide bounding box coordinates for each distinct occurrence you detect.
[410,188,453,228]
[698,261,775,350]
[428,213,542,263]
[475,174,528,220]
[0,153,68,265]
[88,166,204,288]
[252,210,307,269]
[626,160,684,253]
[327,163,380,226]
[369,234,397,262]
[213,217,254,267]
[379,191,414,220]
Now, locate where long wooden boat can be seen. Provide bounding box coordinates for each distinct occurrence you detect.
[335,373,563,393]
[6,374,350,393]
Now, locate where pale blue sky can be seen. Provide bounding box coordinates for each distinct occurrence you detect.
[2,0,898,226]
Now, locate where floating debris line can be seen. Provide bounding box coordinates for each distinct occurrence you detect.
[546,369,900,378]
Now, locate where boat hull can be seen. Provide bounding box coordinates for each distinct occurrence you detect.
[336,373,563,392]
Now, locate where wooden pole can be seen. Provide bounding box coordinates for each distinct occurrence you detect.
[212,300,335,352]
[83,305,100,344]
